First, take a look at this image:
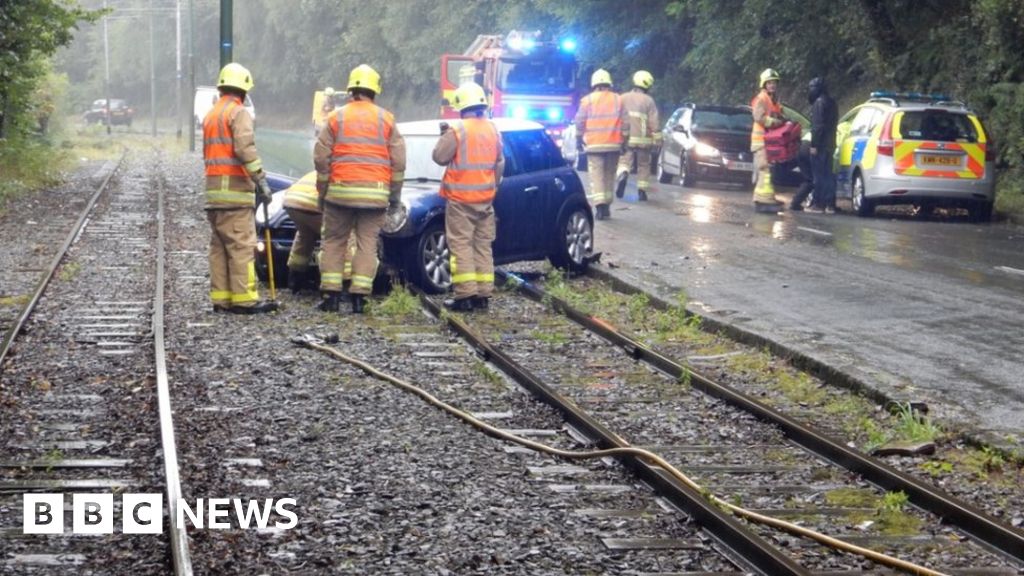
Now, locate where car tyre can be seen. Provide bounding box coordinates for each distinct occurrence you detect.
[548,205,593,274]
[680,153,696,188]
[852,173,874,217]
[657,149,674,184]
[405,220,450,294]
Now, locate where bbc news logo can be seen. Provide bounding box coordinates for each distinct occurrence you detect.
[23,494,298,534]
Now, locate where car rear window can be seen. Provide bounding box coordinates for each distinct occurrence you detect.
[692,110,752,133]
[897,110,978,142]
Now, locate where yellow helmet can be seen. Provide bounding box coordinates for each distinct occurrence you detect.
[347,64,382,95]
[591,68,613,88]
[759,68,780,88]
[217,62,254,92]
[633,70,654,90]
[452,82,487,112]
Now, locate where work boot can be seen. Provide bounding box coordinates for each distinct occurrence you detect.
[753,201,783,214]
[212,304,230,313]
[229,301,279,315]
[472,296,490,310]
[350,294,366,314]
[288,269,307,294]
[594,204,609,221]
[637,189,648,202]
[615,171,628,198]
[317,292,341,312]
[443,297,475,312]
[601,204,611,220]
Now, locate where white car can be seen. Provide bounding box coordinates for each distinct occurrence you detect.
[193,85,255,128]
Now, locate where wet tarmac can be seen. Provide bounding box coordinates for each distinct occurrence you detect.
[588,173,1024,448]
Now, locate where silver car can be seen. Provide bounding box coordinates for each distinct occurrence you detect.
[835,92,996,220]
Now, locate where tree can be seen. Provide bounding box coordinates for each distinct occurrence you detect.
[0,0,100,139]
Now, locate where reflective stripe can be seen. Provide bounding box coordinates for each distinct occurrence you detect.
[203,137,233,145]
[205,157,243,166]
[230,262,259,304]
[451,272,476,284]
[336,135,386,145]
[206,190,253,204]
[581,92,624,149]
[283,171,321,213]
[330,155,391,166]
[444,182,497,191]
[210,290,231,303]
[320,271,343,291]
[351,275,373,290]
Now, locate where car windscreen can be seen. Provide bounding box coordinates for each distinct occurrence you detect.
[497,56,576,94]
[897,110,978,142]
[404,134,445,181]
[692,110,752,133]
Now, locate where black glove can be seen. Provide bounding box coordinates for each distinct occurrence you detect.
[255,177,273,209]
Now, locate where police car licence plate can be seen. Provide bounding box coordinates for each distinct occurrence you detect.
[727,160,753,171]
[920,154,961,167]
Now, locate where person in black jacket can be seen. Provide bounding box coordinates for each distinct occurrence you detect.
[791,77,839,212]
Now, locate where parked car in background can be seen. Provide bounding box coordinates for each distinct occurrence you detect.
[657,104,755,188]
[83,98,133,126]
[193,85,255,128]
[834,91,995,220]
[256,118,594,293]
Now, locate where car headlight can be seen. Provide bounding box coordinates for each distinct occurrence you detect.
[694,142,720,158]
[382,200,409,234]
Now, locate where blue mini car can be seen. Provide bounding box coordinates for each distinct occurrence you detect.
[256,118,594,293]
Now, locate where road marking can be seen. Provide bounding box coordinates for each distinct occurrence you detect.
[995,265,1024,277]
[797,226,832,237]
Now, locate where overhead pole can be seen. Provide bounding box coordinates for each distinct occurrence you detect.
[175,0,182,140]
[149,0,157,136]
[187,0,195,151]
[103,0,111,135]
[219,0,233,67]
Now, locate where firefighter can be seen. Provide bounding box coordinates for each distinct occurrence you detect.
[202,62,278,314]
[750,68,787,212]
[432,82,505,312]
[615,70,660,202]
[573,69,628,221]
[314,64,406,314]
[281,171,321,293]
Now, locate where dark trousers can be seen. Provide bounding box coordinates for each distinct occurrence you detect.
[790,145,835,209]
[811,148,836,209]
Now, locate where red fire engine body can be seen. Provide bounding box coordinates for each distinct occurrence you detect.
[440,30,579,147]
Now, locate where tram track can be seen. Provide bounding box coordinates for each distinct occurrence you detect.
[0,151,192,575]
[295,271,1024,574]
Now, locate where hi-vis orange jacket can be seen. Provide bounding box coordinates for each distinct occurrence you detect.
[750,89,783,151]
[573,90,628,153]
[203,94,263,209]
[313,100,406,209]
[437,119,504,204]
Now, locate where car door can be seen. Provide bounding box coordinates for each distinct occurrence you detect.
[492,129,561,261]
[836,105,882,195]
[663,108,689,173]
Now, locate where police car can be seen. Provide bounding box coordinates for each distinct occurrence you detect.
[835,92,995,220]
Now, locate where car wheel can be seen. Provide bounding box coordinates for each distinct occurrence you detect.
[405,221,450,294]
[852,173,874,217]
[548,205,593,273]
[969,201,993,223]
[680,153,696,188]
[657,149,674,184]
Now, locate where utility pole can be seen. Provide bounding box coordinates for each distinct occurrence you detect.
[220,0,233,67]
[149,0,157,136]
[103,0,111,135]
[188,0,196,151]
[175,0,182,139]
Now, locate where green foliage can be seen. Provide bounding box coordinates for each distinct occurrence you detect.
[371,285,420,318]
[878,490,908,514]
[0,137,70,209]
[918,459,954,478]
[892,403,942,443]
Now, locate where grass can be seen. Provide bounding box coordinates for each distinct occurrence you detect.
[58,261,81,281]
[370,285,419,318]
[0,137,72,212]
[0,294,30,307]
[891,402,942,444]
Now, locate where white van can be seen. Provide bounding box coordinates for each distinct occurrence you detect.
[194,85,255,128]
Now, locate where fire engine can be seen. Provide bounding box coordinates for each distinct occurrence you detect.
[440,30,579,147]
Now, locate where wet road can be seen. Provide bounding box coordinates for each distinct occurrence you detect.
[591,173,1024,446]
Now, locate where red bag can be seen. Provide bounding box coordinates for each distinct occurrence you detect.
[765,121,801,164]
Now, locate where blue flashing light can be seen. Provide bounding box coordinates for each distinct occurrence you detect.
[508,36,523,51]
[511,105,529,120]
[870,91,952,102]
[522,38,536,51]
[545,107,563,121]
[560,38,577,52]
